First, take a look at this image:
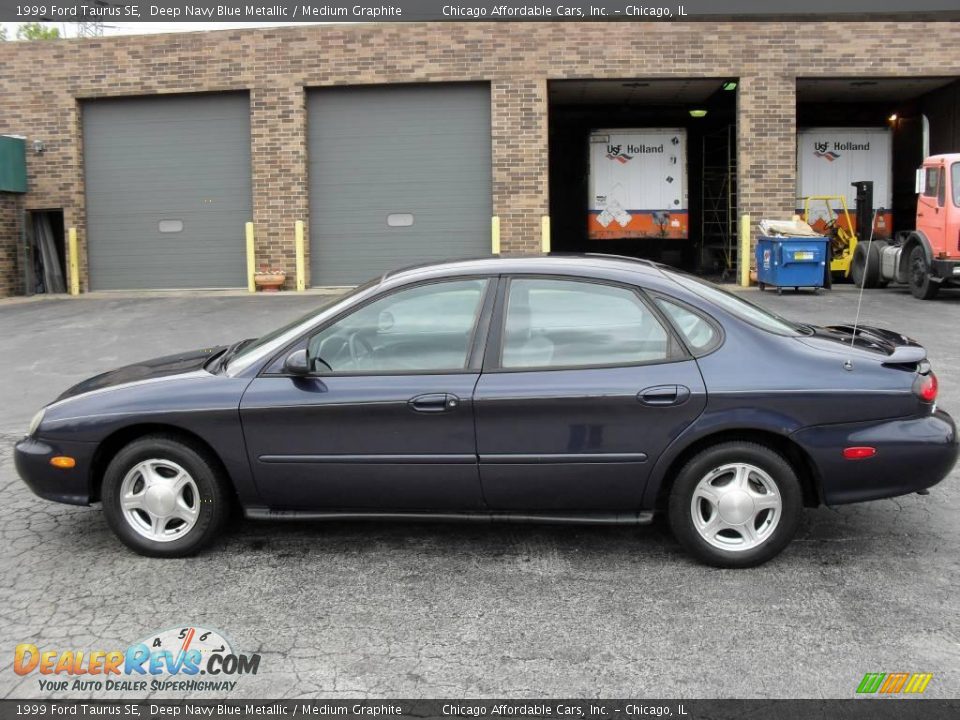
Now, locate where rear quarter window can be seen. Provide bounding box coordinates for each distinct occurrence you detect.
[654,296,723,356]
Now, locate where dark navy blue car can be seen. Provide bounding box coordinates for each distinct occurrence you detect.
[14,256,958,567]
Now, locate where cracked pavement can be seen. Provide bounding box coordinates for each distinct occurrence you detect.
[0,285,958,699]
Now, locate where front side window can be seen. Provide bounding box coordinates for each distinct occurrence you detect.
[923,167,939,198]
[937,168,946,207]
[307,279,488,373]
[500,278,670,369]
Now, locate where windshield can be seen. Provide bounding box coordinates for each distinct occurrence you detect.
[953,163,960,208]
[663,270,810,336]
[225,278,380,374]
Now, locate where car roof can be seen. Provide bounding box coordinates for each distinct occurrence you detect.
[381,253,669,284]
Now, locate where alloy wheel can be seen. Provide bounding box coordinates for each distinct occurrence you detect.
[690,463,782,551]
[119,459,200,542]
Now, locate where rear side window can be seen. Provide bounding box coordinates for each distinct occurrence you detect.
[664,271,808,337]
[655,297,722,355]
[501,278,670,369]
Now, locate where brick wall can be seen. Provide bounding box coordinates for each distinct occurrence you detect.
[0,194,21,298]
[0,21,958,291]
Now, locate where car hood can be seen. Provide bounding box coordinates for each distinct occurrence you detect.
[55,346,227,402]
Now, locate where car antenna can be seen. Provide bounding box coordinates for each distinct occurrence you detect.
[846,206,881,360]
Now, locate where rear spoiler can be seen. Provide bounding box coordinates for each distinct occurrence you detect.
[825,324,926,365]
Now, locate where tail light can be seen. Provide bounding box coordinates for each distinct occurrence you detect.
[914,371,938,403]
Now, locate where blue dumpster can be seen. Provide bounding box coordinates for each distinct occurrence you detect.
[755,236,830,294]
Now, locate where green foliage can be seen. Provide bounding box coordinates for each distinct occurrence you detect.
[16,23,61,41]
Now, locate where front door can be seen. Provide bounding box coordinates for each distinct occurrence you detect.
[917,164,946,247]
[240,278,493,510]
[474,277,706,511]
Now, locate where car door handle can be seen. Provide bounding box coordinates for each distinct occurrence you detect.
[408,393,459,413]
[638,385,690,406]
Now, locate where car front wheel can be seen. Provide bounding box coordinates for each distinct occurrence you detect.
[101,435,230,557]
[668,441,802,568]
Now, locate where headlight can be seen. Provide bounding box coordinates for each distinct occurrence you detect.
[27,408,45,437]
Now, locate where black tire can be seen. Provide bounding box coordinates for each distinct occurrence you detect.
[101,435,231,557]
[908,245,939,300]
[668,441,803,568]
[851,243,879,289]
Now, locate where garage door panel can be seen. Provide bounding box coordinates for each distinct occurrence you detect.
[309,84,492,286]
[84,93,252,290]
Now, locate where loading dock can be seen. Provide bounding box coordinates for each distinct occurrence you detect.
[796,77,960,243]
[548,79,738,274]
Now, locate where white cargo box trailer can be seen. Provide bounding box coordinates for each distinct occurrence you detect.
[796,127,893,235]
[588,128,688,240]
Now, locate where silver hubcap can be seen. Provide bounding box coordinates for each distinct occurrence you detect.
[119,459,200,542]
[690,463,781,552]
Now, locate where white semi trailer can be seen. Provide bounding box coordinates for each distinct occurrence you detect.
[588,128,688,241]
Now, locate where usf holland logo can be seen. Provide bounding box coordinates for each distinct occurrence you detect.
[814,141,841,162]
[857,672,933,695]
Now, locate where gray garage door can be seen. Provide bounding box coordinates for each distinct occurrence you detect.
[83,94,252,290]
[308,84,492,286]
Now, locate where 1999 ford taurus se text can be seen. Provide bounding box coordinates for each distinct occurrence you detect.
[14,256,958,567]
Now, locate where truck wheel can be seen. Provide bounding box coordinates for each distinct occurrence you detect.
[908,245,939,300]
[851,243,879,288]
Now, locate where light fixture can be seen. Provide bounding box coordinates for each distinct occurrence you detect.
[32,139,45,154]
[722,81,737,91]
[689,109,708,118]
[888,113,898,122]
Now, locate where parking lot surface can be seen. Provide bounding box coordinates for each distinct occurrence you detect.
[1,284,958,699]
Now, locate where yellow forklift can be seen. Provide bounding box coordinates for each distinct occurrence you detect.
[801,181,876,281]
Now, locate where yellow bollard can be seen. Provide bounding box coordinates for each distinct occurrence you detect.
[541,215,551,254]
[67,228,80,296]
[295,220,306,292]
[739,214,751,287]
[491,216,501,255]
[245,222,256,293]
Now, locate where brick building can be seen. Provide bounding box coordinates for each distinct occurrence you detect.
[0,21,959,296]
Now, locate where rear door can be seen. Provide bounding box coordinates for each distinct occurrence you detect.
[474,276,707,511]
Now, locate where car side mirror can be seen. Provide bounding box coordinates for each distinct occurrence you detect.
[283,348,310,376]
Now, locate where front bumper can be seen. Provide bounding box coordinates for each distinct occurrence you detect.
[930,259,960,281]
[14,436,96,506]
[792,409,958,505]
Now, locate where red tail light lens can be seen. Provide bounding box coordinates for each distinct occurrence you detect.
[916,371,938,403]
[843,447,877,460]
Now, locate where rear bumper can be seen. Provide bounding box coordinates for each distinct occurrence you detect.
[14,436,95,506]
[791,409,957,505]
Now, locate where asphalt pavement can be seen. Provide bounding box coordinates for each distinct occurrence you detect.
[0,283,958,699]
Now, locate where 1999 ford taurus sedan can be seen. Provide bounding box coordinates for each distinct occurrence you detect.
[14,255,958,567]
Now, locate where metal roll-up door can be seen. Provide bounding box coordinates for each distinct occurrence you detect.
[308,83,492,286]
[83,93,252,289]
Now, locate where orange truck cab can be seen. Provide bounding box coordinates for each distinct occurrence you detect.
[853,153,960,299]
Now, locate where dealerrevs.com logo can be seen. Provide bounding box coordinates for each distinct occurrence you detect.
[13,626,260,693]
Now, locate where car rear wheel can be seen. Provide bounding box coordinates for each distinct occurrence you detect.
[101,435,230,557]
[668,441,802,568]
